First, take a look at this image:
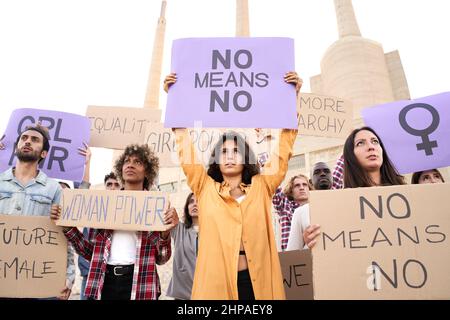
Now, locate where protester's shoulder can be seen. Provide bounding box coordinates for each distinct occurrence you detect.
[250,174,264,185]
[41,175,62,193]
[292,203,306,214]
[0,168,13,181]
[172,220,183,232]
[172,221,187,237]
[299,203,310,215]
[250,174,278,193]
[46,177,62,189]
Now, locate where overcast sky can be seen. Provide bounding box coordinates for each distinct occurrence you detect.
[1,0,449,184]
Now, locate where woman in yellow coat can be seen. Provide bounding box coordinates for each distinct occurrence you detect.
[165,72,301,300]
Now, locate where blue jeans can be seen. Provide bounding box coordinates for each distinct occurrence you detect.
[80,276,88,300]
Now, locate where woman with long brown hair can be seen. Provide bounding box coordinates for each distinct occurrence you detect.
[303,126,405,248]
[165,71,302,300]
[343,126,405,188]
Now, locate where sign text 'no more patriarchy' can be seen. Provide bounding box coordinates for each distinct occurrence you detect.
[164,37,297,129]
[298,93,353,139]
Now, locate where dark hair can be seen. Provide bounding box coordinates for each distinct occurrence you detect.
[104,171,118,184]
[207,131,259,184]
[183,193,195,229]
[343,126,405,188]
[58,181,71,189]
[114,144,159,190]
[15,123,51,164]
[411,169,445,184]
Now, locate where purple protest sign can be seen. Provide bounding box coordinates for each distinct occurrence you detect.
[164,37,297,129]
[362,92,450,174]
[0,108,91,181]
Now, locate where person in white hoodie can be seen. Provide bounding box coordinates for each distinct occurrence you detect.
[286,162,332,250]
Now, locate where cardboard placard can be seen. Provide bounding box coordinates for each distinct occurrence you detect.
[310,184,450,299]
[279,249,314,300]
[86,106,161,150]
[0,214,67,298]
[57,189,171,231]
[143,123,179,167]
[0,108,90,181]
[165,37,297,129]
[298,93,353,139]
[144,124,279,168]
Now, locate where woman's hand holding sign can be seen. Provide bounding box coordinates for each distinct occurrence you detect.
[284,71,303,94]
[303,224,321,249]
[165,71,301,130]
[160,206,179,240]
[0,134,5,150]
[164,73,177,93]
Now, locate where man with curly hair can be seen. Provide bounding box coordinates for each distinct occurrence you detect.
[52,144,179,300]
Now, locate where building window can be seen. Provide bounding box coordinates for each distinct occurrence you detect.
[288,154,305,170]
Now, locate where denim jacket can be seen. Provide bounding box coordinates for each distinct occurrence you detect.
[0,167,61,215]
[0,167,75,289]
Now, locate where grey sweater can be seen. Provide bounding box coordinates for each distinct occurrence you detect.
[166,222,198,300]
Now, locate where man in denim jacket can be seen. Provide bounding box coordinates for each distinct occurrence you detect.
[0,123,75,299]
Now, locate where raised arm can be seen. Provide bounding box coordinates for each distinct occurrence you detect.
[261,129,297,194]
[173,128,208,196]
[78,142,92,189]
[165,73,209,196]
[261,72,301,194]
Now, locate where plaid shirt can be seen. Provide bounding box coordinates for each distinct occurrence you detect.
[65,228,171,300]
[272,187,300,251]
[332,154,345,190]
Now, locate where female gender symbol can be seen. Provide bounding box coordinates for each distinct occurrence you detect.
[398,103,440,156]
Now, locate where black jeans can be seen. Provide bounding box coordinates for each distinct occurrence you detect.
[237,269,255,300]
[101,265,134,300]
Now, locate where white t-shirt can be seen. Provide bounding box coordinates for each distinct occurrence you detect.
[286,203,310,251]
[107,230,137,265]
[235,195,246,204]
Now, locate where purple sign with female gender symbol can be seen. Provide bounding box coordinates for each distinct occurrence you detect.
[362,92,450,174]
[0,108,91,181]
[164,37,297,129]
